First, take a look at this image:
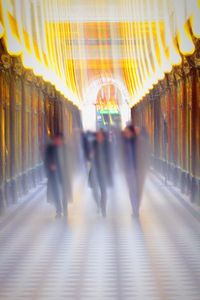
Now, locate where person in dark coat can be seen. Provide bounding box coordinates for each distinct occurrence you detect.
[89,129,112,217]
[44,133,64,218]
[81,131,91,162]
[123,125,139,217]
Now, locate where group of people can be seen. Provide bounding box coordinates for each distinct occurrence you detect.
[44,124,150,219]
[83,130,113,217]
[82,124,150,218]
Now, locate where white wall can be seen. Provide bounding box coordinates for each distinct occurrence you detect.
[81,104,97,131]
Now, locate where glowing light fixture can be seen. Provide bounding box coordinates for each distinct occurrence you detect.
[189,0,200,38]
[0,0,199,108]
[174,0,195,55]
[1,0,22,55]
[0,21,4,38]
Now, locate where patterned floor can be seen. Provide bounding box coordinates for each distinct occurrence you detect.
[0,172,200,300]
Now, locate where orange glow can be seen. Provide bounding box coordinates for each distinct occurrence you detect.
[0,0,199,108]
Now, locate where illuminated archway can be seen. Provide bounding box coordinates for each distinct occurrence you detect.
[82,77,131,131]
[84,77,130,105]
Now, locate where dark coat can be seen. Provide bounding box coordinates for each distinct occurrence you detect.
[89,139,112,188]
[44,143,62,182]
[123,136,137,171]
[44,141,73,203]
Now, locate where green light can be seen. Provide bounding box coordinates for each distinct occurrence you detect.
[99,109,119,115]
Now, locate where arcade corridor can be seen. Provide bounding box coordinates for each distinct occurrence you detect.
[0,0,200,299]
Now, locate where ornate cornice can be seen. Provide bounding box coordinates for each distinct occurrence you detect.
[24,70,34,83]
[157,81,166,95]
[167,71,176,88]
[12,58,23,77]
[182,58,192,76]
[0,54,12,71]
[173,65,185,82]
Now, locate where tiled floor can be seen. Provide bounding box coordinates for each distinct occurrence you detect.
[0,172,200,300]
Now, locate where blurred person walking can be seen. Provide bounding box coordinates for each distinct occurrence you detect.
[89,129,112,217]
[123,125,139,217]
[81,131,95,169]
[44,133,68,218]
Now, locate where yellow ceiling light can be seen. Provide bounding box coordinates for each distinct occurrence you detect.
[189,0,200,38]
[163,0,181,66]
[146,0,164,82]
[1,0,21,55]
[177,22,195,55]
[174,0,195,55]
[14,1,36,71]
[0,0,200,108]
[0,21,4,38]
[140,0,154,91]
[153,0,172,74]
[134,1,146,94]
